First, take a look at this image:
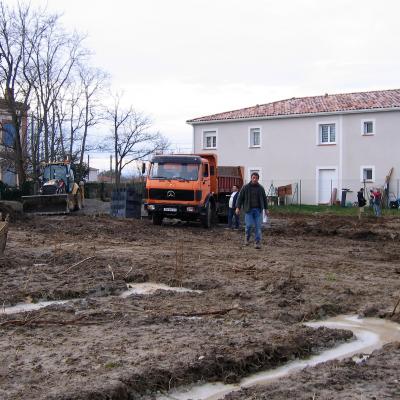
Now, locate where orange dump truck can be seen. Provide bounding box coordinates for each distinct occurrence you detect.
[144,154,243,227]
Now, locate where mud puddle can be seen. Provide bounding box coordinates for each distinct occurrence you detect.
[158,315,400,400]
[120,282,202,297]
[0,300,69,314]
[1,283,201,314]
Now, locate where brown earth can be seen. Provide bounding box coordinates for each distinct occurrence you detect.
[0,211,399,399]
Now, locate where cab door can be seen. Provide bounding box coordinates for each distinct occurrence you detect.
[201,162,211,203]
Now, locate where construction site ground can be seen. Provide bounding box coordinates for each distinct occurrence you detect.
[1,209,400,399]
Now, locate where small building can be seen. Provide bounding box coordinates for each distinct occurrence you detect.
[187,89,400,205]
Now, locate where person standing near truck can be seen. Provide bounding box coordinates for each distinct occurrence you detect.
[235,172,268,249]
[227,185,240,229]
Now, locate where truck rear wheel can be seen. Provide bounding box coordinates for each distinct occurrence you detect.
[153,214,163,225]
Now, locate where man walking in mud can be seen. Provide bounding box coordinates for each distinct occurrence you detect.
[235,172,268,249]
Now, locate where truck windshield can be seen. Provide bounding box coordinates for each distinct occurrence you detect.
[43,165,67,181]
[150,162,199,181]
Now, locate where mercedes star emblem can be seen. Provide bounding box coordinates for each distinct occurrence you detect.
[167,190,175,198]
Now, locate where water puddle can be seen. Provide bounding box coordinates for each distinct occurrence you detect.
[157,315,400,400]
[1,283,201,314]
[120,282,202,298]
[0,300,69,315]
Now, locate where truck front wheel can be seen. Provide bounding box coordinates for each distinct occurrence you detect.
[201,203,212,228]
[153,214,163,225]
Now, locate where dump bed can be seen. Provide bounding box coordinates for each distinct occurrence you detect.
[217,166,243,193]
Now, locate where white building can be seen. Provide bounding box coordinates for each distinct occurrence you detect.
[187,89,400,205]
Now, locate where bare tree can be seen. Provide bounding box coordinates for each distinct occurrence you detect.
[0,2,48,185]
[54,80,85,162]
[77,64,109,171]
[28,20,87,162]
[105,93,169,186]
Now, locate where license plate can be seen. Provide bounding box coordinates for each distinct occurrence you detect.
[164,207,177,212]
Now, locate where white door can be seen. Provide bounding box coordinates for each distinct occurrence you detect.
[318,169,337,204]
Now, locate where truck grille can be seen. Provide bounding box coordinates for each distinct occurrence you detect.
[149,189,195,201]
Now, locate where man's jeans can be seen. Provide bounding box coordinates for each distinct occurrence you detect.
[228,208,239,228]
[245,208,262,243]
[373,203,382,217]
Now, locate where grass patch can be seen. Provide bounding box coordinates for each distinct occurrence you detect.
[270,204,400,217]
[104,361,121,369]
[326,273,337,281]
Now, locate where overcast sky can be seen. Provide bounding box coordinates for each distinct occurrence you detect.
[9,0,400,170]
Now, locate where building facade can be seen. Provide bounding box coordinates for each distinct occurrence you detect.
[0,99,17,186]
[187,89,400,205]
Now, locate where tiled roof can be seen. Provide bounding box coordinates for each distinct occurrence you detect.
[187,89,400,123]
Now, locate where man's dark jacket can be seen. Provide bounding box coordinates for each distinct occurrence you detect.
[236,183,268,213]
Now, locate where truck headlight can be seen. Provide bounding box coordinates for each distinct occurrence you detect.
[186,207,195,212]
[147,204,155,211]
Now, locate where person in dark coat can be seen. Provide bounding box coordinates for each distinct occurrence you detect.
[227,185,240,229]
[235,172,268,249]
[357,188,366,220]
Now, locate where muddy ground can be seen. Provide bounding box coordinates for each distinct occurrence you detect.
[0,210,399,399]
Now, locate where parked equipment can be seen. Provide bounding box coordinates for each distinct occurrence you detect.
[22,161,84,214]
[0,214,9,255]
[144,154,243,227]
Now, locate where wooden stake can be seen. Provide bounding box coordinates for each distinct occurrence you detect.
[59,256,95,275]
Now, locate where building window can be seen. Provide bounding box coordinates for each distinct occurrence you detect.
[203,130,217,149]
[361,119,375,136]
[319,123,336,144]
[249,127,261,148]
[360,166,375,182]
[2,123,16,147]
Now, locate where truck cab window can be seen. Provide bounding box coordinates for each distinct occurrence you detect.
[150,162,199,180]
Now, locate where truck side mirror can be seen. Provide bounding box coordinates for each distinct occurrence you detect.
[142,162,146,174]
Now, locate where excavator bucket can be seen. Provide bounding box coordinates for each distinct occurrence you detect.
[0,215,9,256]
[22,194,69,214]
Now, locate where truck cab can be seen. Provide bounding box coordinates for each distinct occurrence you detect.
[144,154,217,227]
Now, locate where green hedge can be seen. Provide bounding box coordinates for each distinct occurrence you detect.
[0,181,34,201]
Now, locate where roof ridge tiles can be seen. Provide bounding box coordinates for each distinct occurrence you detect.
[187,88,400,123]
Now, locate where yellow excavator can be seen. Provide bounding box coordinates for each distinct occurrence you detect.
[22,161,84,214]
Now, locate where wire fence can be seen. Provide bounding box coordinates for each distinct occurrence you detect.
[86,178,399,208]
[260,178,399,208]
